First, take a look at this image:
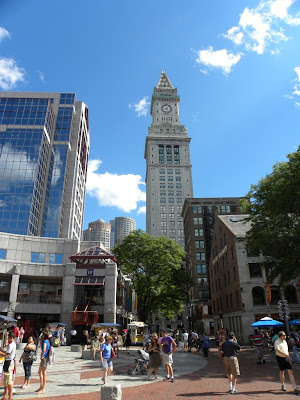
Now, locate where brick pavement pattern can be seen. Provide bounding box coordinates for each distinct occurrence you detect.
[2,346,300,400]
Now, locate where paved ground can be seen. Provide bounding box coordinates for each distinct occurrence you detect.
[2,345,300,399]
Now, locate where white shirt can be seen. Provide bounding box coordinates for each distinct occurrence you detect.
[6,341,16,361]
[70,330,77,336]
[183,332,188,341]
[275,338,289,357]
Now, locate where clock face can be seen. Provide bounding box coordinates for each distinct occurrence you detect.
[161,104,172,114]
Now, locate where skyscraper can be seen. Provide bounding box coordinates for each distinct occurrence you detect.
[110,217,136,247]
[0,92,89,239]
[82,219,111,250]
[145,71,193,247]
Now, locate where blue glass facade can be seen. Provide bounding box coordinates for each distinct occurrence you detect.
[0,93,88,239]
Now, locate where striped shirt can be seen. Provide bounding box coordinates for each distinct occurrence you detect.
[252,333,264,346]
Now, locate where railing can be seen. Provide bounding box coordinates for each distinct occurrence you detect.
[17,293,61,304]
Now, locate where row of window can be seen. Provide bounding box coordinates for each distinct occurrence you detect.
[160,190,182,196]
[31,252,63,264]
[159,169,181,174]
[160,183,182,189]
[252,285,298,305]
[160,198,183,203]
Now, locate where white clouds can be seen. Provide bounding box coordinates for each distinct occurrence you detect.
[0,27,10,42]
[129,96,150,117]
[195,47,242,74]
[292,67,300,104]
[137,206,146,214]
[0,58,25,90]
[224,27,244,45]
[38,71,45,83]
[86,159,146,213]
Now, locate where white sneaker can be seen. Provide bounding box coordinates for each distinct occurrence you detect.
[231,388,237,394]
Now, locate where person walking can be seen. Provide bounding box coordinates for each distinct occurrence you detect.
[161,330,177,383]
[275,331,300,394]
[177,330,184,352]
[0,332,16,400]
[183,330,188,351]
[19,336,36,389]
[147,333,161,380]
[70,328,77,345]
[125,331,131,353]
[35,331,50,395]
[80,330,89,358]
[100,336,114,384]
[221,332,241,394]
[218,334,227,375]
[201,333,210,360]
[251,329,265,364]
[48,331,55,365]
[290,333,300,364]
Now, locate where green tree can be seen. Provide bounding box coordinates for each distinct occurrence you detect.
[113,229,190,323]
[240,146,300,284]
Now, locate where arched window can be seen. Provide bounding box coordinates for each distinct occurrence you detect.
[284,285,298,304]
[270,286,281,305]
[252,286,265,305]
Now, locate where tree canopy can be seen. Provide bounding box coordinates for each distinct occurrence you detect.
[113,229,190,324]
[240,146,300,284]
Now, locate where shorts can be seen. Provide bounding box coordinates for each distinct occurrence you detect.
[162,352,173,366]
[178,341,184,349]
[276,356,292,371]
[254,347,264,358]
[3,362,14,386]
[224,356,240,376]
[40,357,48,368]
[102,358,113,369]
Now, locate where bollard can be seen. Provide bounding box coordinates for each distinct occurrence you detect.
[101,384,122,400]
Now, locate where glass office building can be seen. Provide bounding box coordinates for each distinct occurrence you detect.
[0,92,89,239]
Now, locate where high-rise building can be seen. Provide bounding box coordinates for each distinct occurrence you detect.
[110,217,136,246]
[0,92,89,239]
[182,198,241,334]
[145,71,193,248]
[82,219,111,250]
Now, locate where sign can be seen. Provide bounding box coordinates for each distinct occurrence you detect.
[87,269,94,276]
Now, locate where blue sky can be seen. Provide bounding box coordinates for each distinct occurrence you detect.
[1,0,300,231]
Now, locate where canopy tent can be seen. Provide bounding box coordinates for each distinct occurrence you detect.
[251,316,284,328]
[92,323,121,327]
[288,319,300,326]
[0,315,17,327]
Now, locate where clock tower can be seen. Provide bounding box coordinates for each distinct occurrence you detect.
[145,71,193,247]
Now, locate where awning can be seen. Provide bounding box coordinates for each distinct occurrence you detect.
[73,276,105,286]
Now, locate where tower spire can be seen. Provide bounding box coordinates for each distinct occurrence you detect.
[156,70,174,89]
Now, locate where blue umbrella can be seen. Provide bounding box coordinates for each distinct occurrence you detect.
[251,317,284,327]
[288,319,300,325]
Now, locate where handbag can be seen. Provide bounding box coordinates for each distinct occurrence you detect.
[111,348,116,359]
[28,350,37,362]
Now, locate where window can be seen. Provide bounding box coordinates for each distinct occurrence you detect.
[177,229,183,235]
[177,198,182,203]
[249,263,262,278]
[166,145,172,164]
[167,176,173,181]
[0,249,7,260]
[199,290,209,300]
[178,221,183,226]
[175,176,181,182]
[236,291,240,306]
[174,145,180,164]
[160,213,166,218]
[169,205,174,211]
[168,198,174,203]
[175,169,181,174]
[49,253,63,264]
[31,252,46,263]
[193,206,202,213]
[270,286,281,304]
[160,205,166,211]
[176,183,182,189]
[160,221,167,226]
[193,217,203,225]
[159,169,165,174]
[284,285,298,303]
[196,252,205,261]
[167,169,173,174]
[160,190,166,196]
[169,213,175,218]
[247,246,260,257]
[177,206,182,212]
[195,240,205,249]
[168,183,174,189]
[159,145,164,163]
[252,286,266,305]
[168,191,174,196]
[220,205,230,213]
[160,183,165,188]
[170,229,176,234]
[195,228,203,237]
[161,229,167,235]
[160,198,166,203]
[169,221,175,227]
[0,278,10,301]
[197,277,208,285]
[159,176,165,181]
[196,265,206,274]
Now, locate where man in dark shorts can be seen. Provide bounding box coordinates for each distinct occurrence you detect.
[221,332,240,394]
[275,331,300,394]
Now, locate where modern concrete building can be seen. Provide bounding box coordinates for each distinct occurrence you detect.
[182,198,241,334]
[209,214,300,343]
[0,92,89,240]
[145,71,193,249]
[82,219,111,250]
[0,231,135,340]
[110,217,136,247]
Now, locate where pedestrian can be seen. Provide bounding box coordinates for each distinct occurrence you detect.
[183,330,188,351]
[274,331,300,394]
[112,332,120,358]
[251,329,265,364]
[221,331,241,394]
[125,331,131,353]
[146,333,161,380]
[70,328,77,344]
[13,326,19,344]
[177,330,184,352]
[0,331,16,400]
[19,335,36,389]
[218,334,226,374]
[35,331,50,395]
[80,330,89,358]
[160,330,177,383]
[201,332,210,360]
[91,336,101,361]
[290,333,300,364]
[48,331,55,364]
[100,336,114,384]
[19,327,25,344]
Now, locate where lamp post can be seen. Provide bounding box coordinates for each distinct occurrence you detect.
[278,300,290,336]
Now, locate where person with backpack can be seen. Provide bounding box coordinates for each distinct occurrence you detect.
[19,336,36,389]
[35,331,50,395]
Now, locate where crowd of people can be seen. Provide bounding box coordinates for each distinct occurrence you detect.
[1,324,300,398]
